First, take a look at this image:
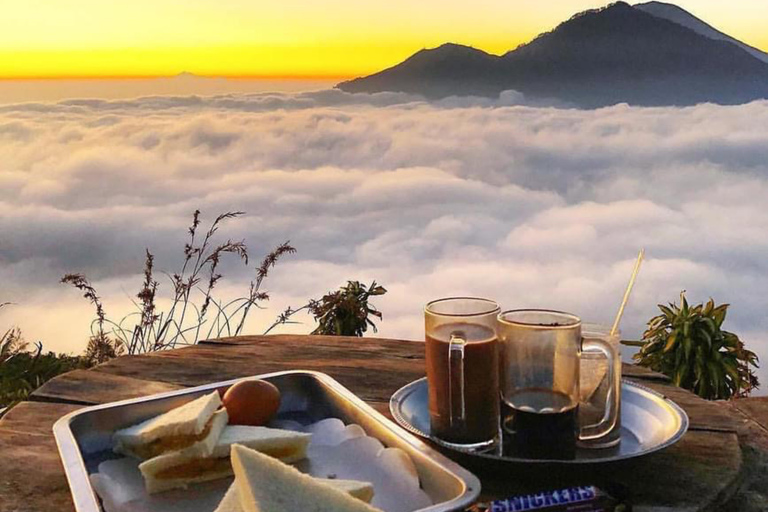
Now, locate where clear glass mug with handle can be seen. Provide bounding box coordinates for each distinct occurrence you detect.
[579,323,622,449]
[497,310,617,459]
[424,297,501,450]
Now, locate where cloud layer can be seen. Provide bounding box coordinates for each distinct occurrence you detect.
[1,89,768,389]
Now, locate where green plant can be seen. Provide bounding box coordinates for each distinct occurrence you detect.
[310,281,387,336]
[267,281,387,336]
[0,343,91,408]
[632,292,759,400]
[2,304,27,365]
[1,303,92,407]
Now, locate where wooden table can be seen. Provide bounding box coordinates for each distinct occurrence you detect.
[0,335,757,512]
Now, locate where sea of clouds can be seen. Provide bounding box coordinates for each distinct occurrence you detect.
[1,89,767,388]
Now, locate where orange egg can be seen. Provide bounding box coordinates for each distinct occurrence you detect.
[222,379,281,426]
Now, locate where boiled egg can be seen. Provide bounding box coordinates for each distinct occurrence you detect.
[222,379,281,426]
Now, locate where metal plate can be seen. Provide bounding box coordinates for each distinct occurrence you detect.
[53,370,481,512]
[390,378,689,464]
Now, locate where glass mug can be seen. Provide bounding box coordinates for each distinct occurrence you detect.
[425,297,500,450]
[579,323,622,449]
[497,310,617,459]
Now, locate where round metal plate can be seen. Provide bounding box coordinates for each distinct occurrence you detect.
[390,378,689,464]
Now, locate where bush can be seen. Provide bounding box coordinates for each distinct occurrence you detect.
[309,281,387,336]
[1,314,91,408]
[266,281,388,337]
[1,347,91,408]
[633,293,759,400]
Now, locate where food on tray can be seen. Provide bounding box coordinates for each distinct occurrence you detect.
[213,425,311,463]
[230,443,383,512]
[214,478,374,512]
[316,478,375,503]
[213,484,242,512]
[139,425,312,494]
[113,391,227,460]
[222,379,281,426]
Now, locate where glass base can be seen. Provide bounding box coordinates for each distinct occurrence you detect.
[433,435,499,453]
[578,431,621,450]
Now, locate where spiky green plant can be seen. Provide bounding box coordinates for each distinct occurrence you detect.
[265,281,388,337]
[309,281,387,336]
[633,293,759,400]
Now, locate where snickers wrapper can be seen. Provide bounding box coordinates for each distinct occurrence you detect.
[474,485,630,512]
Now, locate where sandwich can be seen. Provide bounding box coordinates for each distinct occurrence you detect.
[113,391,226,460]
[139,425,312,494]
[214,478,375,512]
[231,443,382,512]
[317,479,375,503]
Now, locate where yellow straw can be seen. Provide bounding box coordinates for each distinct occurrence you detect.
[610,248,645,336]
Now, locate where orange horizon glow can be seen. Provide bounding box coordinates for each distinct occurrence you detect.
[0,74,357,81]
[1,0,766,80]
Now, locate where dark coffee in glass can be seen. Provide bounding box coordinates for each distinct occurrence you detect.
[497,310,617,460]
[501,388,578,459]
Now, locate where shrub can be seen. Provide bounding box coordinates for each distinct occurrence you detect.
[633,293,759,400]
[309,281,387,336]
[1,343,91,408]
[1,304,91,408]
[267,281,388,336]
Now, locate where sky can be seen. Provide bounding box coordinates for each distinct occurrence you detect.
[1,91,768,391]
[1,0,767,79]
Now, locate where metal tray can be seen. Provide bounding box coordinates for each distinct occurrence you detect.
[390,378,689,465]
[53,370,481,512]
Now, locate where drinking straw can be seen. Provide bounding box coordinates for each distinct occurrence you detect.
[610,248,645,336]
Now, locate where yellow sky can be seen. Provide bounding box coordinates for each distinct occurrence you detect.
[1,0,767,79]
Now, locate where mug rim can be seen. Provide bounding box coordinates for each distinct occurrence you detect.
[497,308,581,328]
[425,297,501,317]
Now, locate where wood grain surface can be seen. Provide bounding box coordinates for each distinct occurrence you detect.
[0,335,754,512]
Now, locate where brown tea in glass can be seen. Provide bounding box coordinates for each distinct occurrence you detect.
[425,298,500,450]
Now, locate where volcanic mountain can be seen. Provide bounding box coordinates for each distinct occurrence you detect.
[337,2,768,107]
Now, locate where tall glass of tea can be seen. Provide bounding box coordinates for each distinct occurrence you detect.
[497,310,617,459]
[425,297,501,450]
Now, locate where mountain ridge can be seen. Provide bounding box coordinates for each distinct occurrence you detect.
[337,1,768,107]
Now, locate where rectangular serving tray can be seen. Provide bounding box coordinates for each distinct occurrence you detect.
[53,370,481,512]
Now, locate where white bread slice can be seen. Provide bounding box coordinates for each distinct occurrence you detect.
[211,426,311,463]
[214,484,242,512]
[114,391,222,458]
[214,479,374,512]
[231,443,382,512]
[317,479,375,503]
[139,425,311,494]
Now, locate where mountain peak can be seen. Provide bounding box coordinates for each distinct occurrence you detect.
[569,1,632,19]
[408,43,493,61]
[635,1,768,64]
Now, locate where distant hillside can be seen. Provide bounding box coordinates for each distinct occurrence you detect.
[635,1,768,64]
[338,2,768,107]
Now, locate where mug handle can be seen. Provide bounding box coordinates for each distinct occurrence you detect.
[448,332,466,428]
[578,337,617,441]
